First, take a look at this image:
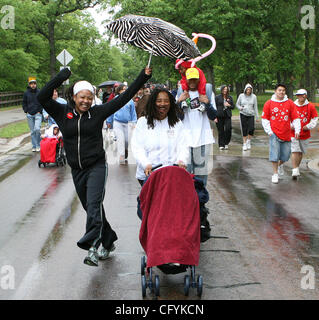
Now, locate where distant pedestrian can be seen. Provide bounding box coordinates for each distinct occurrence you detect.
[215,85,235,150]
[43,89,66,127]
[236,84,259,151]
[262,84,300,184]
[22,77,43,152]
[135,85,151,119]
[92,86,102,106]
[106,84,137,164]
[291,89,318,178]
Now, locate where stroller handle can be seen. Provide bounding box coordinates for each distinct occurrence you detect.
[151,164,163,171]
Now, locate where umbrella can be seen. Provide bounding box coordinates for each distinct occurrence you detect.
[106,15,201,67]
[98,80,121,88]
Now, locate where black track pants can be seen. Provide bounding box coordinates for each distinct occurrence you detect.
[72,161,118,251]
[216,117,232,147]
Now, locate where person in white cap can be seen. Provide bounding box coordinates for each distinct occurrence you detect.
[37,66,152,267]
[291,89,318,178]
[262,83,301,184]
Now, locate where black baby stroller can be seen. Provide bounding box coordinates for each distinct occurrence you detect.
[38,137,66,167]
[138,165,203,298]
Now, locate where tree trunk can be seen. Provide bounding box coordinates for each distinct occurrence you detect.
[204,65,216,93]
[48,20,56,78]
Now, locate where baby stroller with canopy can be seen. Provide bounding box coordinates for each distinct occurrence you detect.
[138,165,204,298]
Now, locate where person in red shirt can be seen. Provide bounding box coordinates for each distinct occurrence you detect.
[291,89,318,178]
[262,84,301,184]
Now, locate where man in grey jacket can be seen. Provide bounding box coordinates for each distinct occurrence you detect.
[236,84,259,151]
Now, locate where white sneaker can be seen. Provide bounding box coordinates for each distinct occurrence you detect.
[36,147,40,152]
[246,139,251,150]
[219,147,224,150]
[292,167,300,179]
[224,145,229,150]
[278,164,284,176]
[272,174,279,184]
[32,148,36,152]
[243,143,247,151]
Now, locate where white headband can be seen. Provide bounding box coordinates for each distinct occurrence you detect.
[73,81,94,95]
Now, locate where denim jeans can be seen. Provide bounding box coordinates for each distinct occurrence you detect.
[26,113,42,149]
[187,144,211,186]
[269,133,291,162]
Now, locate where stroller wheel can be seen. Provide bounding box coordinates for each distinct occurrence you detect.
[155,275,160,297]
[141,275,147,298]
[184,275,190,296]
[141,256,146,275]
[197,275,203,297]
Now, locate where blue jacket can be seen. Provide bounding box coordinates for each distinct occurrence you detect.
[106,98,137,125]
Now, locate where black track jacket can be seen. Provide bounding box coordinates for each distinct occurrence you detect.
[37,68,151,169]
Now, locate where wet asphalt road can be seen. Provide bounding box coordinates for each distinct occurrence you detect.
[1,121,319,300]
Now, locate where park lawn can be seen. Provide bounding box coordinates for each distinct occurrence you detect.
[0,120,30,138]
[0,105,22,112]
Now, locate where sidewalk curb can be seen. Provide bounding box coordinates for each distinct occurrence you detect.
[308,158,319,175]
[0,133,31,157]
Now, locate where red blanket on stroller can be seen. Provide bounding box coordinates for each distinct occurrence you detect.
[40,138,58,163]
[139,166,200,268]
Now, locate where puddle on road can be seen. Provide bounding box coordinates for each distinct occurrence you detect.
[212,156,319,265]
[39,195,78,260]
[14,167,67,232]
[254,188,319,263]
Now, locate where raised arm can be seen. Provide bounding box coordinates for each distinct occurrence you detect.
[101,68,152,119]
[37,68,71,120]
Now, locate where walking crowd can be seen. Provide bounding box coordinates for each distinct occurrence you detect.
[23,59,318,267]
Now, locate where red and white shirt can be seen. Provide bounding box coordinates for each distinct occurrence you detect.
[291,100,318,140]
[262,95,299,141]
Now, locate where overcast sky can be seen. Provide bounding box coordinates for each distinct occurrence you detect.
[85,4,120,39]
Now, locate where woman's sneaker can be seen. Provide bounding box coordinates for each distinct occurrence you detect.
[272,173,279,184]
[84,247,99,266]
[98,243,115,260]
[292,167,300,179]
[246,139,251,150]
[243,143,247,151]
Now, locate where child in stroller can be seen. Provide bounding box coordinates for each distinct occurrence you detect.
[138,165,204,298]
[38,124,66,167]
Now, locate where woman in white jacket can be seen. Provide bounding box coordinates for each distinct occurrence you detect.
[131,87,189,185]
[236,84,259,151]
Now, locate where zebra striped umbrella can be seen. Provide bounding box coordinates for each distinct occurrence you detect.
[106,15,201,66]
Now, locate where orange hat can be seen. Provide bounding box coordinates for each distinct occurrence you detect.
[28,77,36,83]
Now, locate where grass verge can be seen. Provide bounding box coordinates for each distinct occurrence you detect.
[0,120,29,139]
[0,105,21,112]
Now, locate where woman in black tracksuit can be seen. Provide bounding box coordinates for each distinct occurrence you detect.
[37,67,152,266]
[215,85,235,150]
